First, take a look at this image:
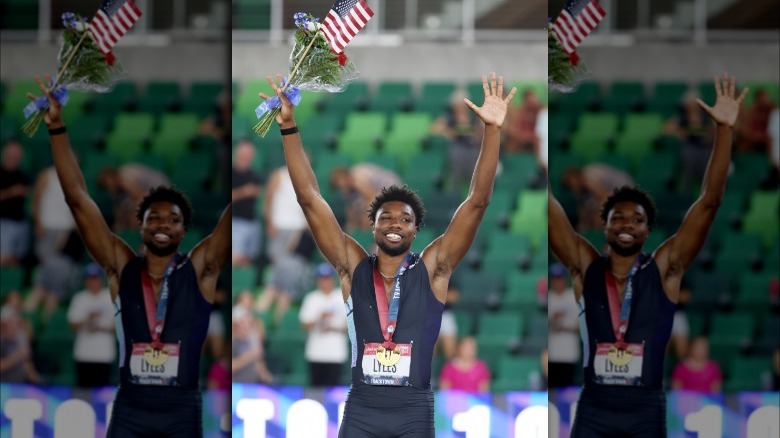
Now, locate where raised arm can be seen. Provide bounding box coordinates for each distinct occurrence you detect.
[422,73,516,297]
[29,77,133,298]
[548,184,599,300]
[262,75,366,298]
[190,203,231,303]
[655,73,747,298]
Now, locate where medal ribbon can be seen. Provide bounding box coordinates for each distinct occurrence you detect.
[604,255,643,350]
[140,256,178,350]
[372,253,414,350]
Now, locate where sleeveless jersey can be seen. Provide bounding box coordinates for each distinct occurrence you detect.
[114,254,211,389]
[346,254,444,389]
[579,254,676,389]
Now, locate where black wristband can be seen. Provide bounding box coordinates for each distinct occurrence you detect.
[48,126,67,136]
[280,126,298,136]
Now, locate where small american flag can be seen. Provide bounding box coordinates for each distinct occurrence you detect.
[551,0,605,55]
[320,0,374,54]
[89,0,142,62]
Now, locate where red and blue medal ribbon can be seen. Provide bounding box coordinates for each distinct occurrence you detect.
[604,255,643,350]
[372,253,414,350]
[140,256,178,350]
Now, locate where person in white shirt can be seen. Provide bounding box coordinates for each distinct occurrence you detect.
[299,263,348,387]
[547,262,580,388]
[67,263,116,387]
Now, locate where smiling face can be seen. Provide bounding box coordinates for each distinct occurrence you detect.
[141,201,185,256]
[372,201,417,257]
[604,201,650,257]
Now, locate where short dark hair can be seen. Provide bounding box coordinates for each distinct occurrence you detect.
[368,185,426,228]
[136,186,194,229]
[600,185,657,228]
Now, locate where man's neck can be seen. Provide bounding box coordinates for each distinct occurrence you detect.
[376,251,409,279]
[607,250,640,277]
[146,252,176,278]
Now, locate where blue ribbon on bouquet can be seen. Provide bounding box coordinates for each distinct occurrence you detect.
[255,81,302,119]
[23,83,69,119]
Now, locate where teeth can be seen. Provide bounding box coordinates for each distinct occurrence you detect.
[154,233,170,242]
[386,233,402,243]
[618,233,634,243]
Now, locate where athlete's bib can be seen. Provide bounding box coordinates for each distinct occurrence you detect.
[362,342,412,386]
[593,342,644,386]
[130,342,180,386]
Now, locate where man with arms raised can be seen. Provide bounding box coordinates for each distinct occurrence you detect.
[261,72,515,437]
[548,73,746,436]
[29,76,231,437]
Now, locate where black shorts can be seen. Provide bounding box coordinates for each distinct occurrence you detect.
[571,385,667,438]
[106,385,203,438]
[339,385,435,438]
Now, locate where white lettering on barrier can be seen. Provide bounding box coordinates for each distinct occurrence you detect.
[746,406,780,438]
[684,405,722,438]
[452,404,490,438]
[515,405,547,438]
[54,399,95,438]
[5,399,41,438]
[547,404,560,438]
[288,399,328,438]
[236,398,274,438]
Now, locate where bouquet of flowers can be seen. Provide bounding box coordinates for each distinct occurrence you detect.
[253,12,360,137]
[547,27,587,93]
[22,11,129,137]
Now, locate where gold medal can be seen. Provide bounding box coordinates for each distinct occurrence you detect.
[144,345,169,366]
[607,345,632,366]
[375,346,401,366]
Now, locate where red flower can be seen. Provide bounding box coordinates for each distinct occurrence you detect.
[337,52,348,66]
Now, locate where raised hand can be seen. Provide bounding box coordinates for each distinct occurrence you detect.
[464,72,517,128]
[697,72,748,128]
[25,76,63,126]
[259,74,296,128]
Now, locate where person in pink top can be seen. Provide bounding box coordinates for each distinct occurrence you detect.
[671,336,723,393]
[439,336,491,393]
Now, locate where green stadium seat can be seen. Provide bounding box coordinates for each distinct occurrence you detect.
[734,273,774,313]
[111,112,155,140]
[0,266,25,297]
[601,81,644,113]
[724,356,772,391]
[370,81,413,113]
[137,81,180,114]
[492,356,541,391]
[503,271,541,312]
[91,82,137,115]
[709,312,755,349]
[321,81,369,113]
[182,81,223,116]
[415,82,456,116]
[232,266,257,296]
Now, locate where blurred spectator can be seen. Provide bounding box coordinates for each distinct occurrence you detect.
[25,166,80,320]
[768,108,779,178]
[231,307,273,383]
[299,263,348,387]
[99,164,169,232]
[67,263,115,388]
[257,166,309,325]
[206,286,227,360]
[671,336,722,393]
[562,164,633,232]
[1,292,32,338]
[536,108,548,170]
[439,336,491,393]
[540,348,549,390]
[665,91,715,193]
[737,89,776,153]
[503,89,542,154]
[436,284,460,360]
[0,139,31,266]
[0,307,42,384]
[232,140,264,266]
[431,90,484,193]
[669,286,692,360]
[330,164,403,231]
[547,263,580,388]
[207,344,231,391]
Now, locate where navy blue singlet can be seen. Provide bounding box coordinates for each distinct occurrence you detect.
[107,254,211,438]
[339,254,443,438]
[571,253,676,438]
[579,254,675,389]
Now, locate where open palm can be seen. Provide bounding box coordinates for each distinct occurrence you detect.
[464,72,517,128]
[697,72,748,128]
